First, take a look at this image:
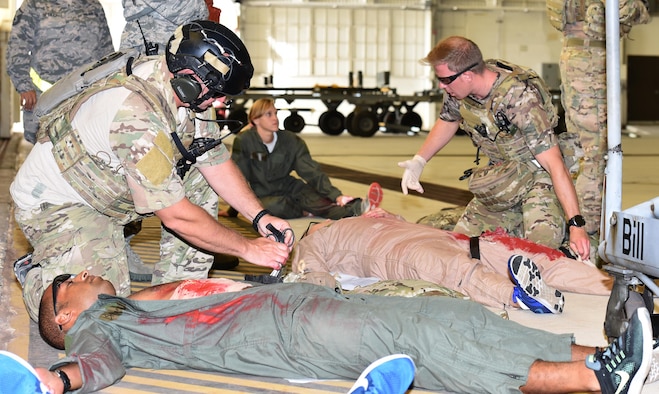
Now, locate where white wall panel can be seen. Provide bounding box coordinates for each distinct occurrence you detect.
[242,5,429,93]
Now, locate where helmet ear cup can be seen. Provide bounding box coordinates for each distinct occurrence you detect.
[170,74,202,103]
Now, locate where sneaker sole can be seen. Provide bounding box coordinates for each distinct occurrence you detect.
[509,255,564,314]
[630,308,653,394]
[367,182,383,209]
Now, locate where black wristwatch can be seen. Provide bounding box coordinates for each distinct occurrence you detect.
[567,215,586,228]
[55,369,72,392]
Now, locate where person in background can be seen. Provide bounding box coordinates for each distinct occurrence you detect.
[546,0,650,258]
[398,36,590,261]
[6,0,114,144]
[120,0,209,56]
[221,98,383,220]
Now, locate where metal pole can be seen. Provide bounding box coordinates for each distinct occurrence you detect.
[602,0,622,254]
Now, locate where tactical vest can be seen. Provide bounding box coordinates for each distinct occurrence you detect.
[37,64,181,224]
[459,59,558,166]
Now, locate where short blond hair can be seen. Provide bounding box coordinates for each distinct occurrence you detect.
[421,36,484,74]
[248,98,276,125]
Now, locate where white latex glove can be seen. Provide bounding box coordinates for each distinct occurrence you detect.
[398,154,427,195]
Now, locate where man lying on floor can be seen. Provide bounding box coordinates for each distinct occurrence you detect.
[36,271,650,394]
[291,208,612,313]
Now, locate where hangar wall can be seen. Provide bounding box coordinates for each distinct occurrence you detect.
[1,0,658,135]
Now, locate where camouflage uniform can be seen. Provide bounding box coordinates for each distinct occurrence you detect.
[416,206,466,230]
[441,60,567,249]
[231,128,364,219]
[120,0,209,55]
[10,58,229,321]
[5,0,114,143]
[547,0,650,253]
[292,217,611,310]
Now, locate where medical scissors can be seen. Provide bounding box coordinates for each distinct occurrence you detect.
[266,223,295,279]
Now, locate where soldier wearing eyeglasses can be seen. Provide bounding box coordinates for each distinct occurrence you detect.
[398,36,591,262]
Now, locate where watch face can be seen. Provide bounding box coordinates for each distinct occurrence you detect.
[570,215,585,227]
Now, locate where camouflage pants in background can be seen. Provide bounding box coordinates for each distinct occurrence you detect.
[560,43,607,252]
[416,206,466,231]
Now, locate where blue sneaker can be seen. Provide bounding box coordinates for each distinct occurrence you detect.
[348,354,415,394]
[586,307,652,394]
[509,255,564,314]
[0,350,50,394]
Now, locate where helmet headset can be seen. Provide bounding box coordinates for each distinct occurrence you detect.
[166,20,254,112]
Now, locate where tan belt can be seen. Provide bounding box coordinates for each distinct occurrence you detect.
[565,37,606,48]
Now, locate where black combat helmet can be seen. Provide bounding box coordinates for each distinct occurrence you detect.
[166,20,254,108]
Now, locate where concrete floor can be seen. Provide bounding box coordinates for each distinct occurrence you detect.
[2,123,659,393]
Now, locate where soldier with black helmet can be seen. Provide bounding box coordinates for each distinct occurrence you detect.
[10,21,293,323]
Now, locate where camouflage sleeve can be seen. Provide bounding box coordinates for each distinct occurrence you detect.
[499,84,557,157]
[438,94,463,123]
[110,92,186,213]
[5,0,37,93]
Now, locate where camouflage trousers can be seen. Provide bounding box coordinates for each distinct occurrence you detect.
[15,167,218,321]
[560,43,607,250]
[416,206,466,230]
[454,174,566,250]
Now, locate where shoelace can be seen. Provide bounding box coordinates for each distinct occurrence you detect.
[595,337,625,371]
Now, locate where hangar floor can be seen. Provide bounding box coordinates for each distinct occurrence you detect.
[1,123,659,393]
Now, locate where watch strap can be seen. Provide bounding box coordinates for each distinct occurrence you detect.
[55,369,72,392]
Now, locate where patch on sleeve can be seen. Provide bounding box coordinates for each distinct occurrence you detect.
[135,131,175,185]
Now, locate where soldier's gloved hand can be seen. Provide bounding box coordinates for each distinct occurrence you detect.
[398,155,427,195]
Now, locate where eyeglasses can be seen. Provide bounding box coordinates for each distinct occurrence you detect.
[301,221,322,239]
[436,62,479,85]
[52,273,73,330]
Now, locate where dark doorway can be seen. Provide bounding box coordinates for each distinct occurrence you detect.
[627,56,659,122]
